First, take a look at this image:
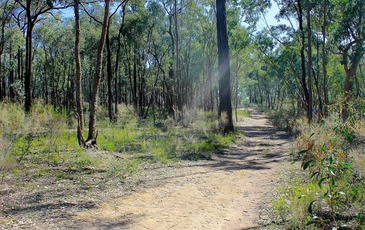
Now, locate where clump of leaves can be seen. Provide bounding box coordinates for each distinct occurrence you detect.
[268,104,297,132]
[294,113,364,228]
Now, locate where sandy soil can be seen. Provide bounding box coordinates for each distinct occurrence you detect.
[72,109,291,230]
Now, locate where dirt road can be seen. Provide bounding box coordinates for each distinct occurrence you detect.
[74,109,291,229]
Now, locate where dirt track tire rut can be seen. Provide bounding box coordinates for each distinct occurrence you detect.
[74,108,291,230]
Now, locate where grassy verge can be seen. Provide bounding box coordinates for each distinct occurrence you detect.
[0,102,242,187]
[268,101,365,229]
[0,102,245,227]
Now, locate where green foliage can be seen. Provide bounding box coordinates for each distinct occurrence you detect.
[149,133,178,163]
[0,103,238,191]
[95,109,238,162]
[184,133,237,159]
[72,151,94,169]
[287,108,365,228]
[105,158,139,178]
[272,178,322,229]
[99,127,139,152]
[0,102,88,169]
[268,105,297,131]
[235,109,251,118]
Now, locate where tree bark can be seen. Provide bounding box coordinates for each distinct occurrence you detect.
[106,32,114,121]
[74,0,85,147]
[174,0,182,112]
[297,0,311,121]
[340,42,364,120]
[322,0,329,116]
[216,0,234,134]
[24,0,33,112]
[342,64,358,120]
[86,0,110,146]
[114,2,128,117]
[0,1,8,101]
[306,0,313,122]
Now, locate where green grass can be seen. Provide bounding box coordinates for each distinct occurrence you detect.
[235,109,251,118]
[271,177,324,229]
[0,102,239,186]
[272,106,365,229]
[99,127,139,152]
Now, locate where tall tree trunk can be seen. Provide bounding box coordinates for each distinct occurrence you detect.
[74,0,85,147]
[344,65,358,102]
[0,37,3,100]
[9,46,14,100]
[0,55,3,100]
[297,0,310,121]
[17,49,22,101]
[133,49,138,109]
[322,0,329,116]
[166,9,175,116]
[114,2,127,117]
[86,0,110,146]
[315,34,324,116]
[0,0,10,101]
[235,71,239,122]
[24,1,33,112]
[216,0,234,134]
[174,0,182,111]
[342,64,358,120]
[106,32,114,121]
[306,0,313,122]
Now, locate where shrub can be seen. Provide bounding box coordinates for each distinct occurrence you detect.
[290,109,365,228]
[268,106,297,132]
[0,103,25,165]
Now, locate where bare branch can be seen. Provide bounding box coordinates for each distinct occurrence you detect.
[80,2,102,25]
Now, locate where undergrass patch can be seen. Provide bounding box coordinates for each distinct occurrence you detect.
[235,109,251,118]
[99,127,140,152]
[0,102,239,192]
[268,106,297,132]
[183,132,237,160]
[272,102,365,229]
[105,157,139,178]
[272,178,322,229]
[95,109,239,162]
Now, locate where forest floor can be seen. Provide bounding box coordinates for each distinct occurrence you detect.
[1,108,293,229]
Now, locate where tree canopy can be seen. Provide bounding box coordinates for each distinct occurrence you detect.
[0,0,363,134]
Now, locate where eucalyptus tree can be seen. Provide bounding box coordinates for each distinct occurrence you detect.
[12,0,71,112]
[101,0,128,121]
[191,0,217,111]
[229,24,250,119]
[261,0,314,120]
[305,0,313,121]
[0,0,14,100]
[0,2,24,101]
[160,0,179,115]
[310,0,330,115]
[142,0,170,117]
[216,0,233,134]
[255,27,308,115]
[121,0,152,116]
[113,0,129,118]
[321,0,329,114]
[74,0,84,146]
[33,16,74,110]
[86,0,110,146]
[329,0,365,118]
